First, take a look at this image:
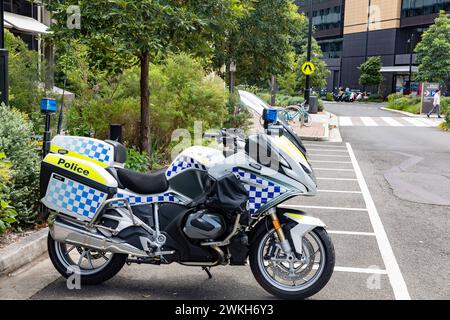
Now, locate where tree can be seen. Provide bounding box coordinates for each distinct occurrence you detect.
[415,11,450,88]
[43,0,239,157]
[358,56,384,93]
[230,0,304,86]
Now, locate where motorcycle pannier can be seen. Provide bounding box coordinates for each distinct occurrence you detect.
[40,153,118,222]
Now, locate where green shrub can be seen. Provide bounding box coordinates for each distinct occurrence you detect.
[224,92,252,130]
[367,94,383,102]
[318,99,325,112]
[441,97,450,114]
[65,54,228,161]
[0,104,40,225]
[5,29,43,115]
[125,148,150,173]
[0,153,17,234]
[326,92,334,101]
[387,93,421,114]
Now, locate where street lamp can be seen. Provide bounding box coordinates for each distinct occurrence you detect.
[407,33,415,95]
[304,0,313,105]
[229,61,236,93]
[0,0,8,105]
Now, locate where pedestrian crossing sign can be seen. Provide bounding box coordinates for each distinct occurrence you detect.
[301,62,315,75]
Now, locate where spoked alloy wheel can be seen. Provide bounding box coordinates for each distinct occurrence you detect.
[47,232,127,285]
[250,226,334,299]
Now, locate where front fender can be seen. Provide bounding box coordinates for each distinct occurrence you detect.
[282,209,326,255]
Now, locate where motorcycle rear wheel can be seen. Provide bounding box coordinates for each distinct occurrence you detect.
[249,225,335,299]
[47,232,127,285]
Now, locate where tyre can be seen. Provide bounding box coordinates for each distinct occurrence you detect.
[249,224,335,299]
[47,232,127,285]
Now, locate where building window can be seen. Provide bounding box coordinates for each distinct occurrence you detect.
[318,39,343,59]
[402,0,450,18]
[311,5,343,31]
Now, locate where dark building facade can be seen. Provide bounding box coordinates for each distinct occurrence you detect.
[296,0,450,96]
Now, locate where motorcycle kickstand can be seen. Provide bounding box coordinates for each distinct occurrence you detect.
[202,266,212,279]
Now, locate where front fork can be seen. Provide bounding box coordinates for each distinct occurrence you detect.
[269,207,327,255]
[269,210,293,254]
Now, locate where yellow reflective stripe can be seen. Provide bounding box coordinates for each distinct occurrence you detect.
[287,213,304,219]
[50,144,107,168]
[275,136,307,162]
[43,154,107,185]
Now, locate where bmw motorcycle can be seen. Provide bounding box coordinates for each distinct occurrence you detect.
[41,109,335,299]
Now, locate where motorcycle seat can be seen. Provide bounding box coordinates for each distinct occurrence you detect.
[116,167,169,195]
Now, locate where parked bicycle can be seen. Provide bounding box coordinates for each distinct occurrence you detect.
[280,102,312,128]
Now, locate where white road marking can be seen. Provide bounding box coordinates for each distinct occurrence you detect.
[280,204,368,212]
[304,144,346,148]
[402,117,429,127]
[312,265,388,274]
[309,160,352,164]
[314,168,355,172]
[346,143,410,300]
[360,117,379,126]
[309,154,351,158]
[381,117,404,127]
[333,266,388,275]
[328,230,376,237]
[307,149,349,153]
[316,177,358,181]
[339,116,353,126]
[318,189,362,194]
[415,117,440,127]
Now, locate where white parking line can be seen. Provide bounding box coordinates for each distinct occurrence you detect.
[309,154,351,158]
[280,204,368,212]
[318,189,362,194]
[304,144,346,148]
[346,143,410,300]
[333,266,388,275]
[310,160,352,164]
[328,230,376,237]
[312,265,388,275]
[316,177,358,181]
[307,149,349,153]
[314,168,355,172]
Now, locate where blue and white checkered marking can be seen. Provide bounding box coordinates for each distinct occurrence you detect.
[53,136,113,165]
[232,168,288,215]
[166,155,207,178]
[44,174,107,221]
[115,189,182,206]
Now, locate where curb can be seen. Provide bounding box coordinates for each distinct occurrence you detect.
[380,107,423,118]
[0,227,48,276]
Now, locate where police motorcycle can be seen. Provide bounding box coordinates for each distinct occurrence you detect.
[41,108,335,299]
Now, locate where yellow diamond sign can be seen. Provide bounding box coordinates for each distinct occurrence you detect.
[301,61,315,75]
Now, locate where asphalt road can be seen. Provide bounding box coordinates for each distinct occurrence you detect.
[1,102,449,300]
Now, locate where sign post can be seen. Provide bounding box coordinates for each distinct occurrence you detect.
[420,82,440,114]
[301,62,315,76]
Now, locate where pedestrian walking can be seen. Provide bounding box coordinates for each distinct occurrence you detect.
[427,89,441,118]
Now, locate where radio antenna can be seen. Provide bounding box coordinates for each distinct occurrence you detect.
[56,42,70,134]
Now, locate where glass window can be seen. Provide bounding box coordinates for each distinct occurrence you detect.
[402,0,450,18]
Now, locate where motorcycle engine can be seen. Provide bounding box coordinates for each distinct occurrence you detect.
[183,210,226,240]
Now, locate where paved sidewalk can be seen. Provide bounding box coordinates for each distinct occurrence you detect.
[290,112,331,141]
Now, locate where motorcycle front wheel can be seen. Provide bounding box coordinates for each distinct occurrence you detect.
[249,225,335,299]
[47,232,127,285]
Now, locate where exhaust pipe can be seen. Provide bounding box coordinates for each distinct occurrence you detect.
[50,219,149,258]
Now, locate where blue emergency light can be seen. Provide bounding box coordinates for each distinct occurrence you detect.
[263,108,278,124]
[40,98,57,113]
